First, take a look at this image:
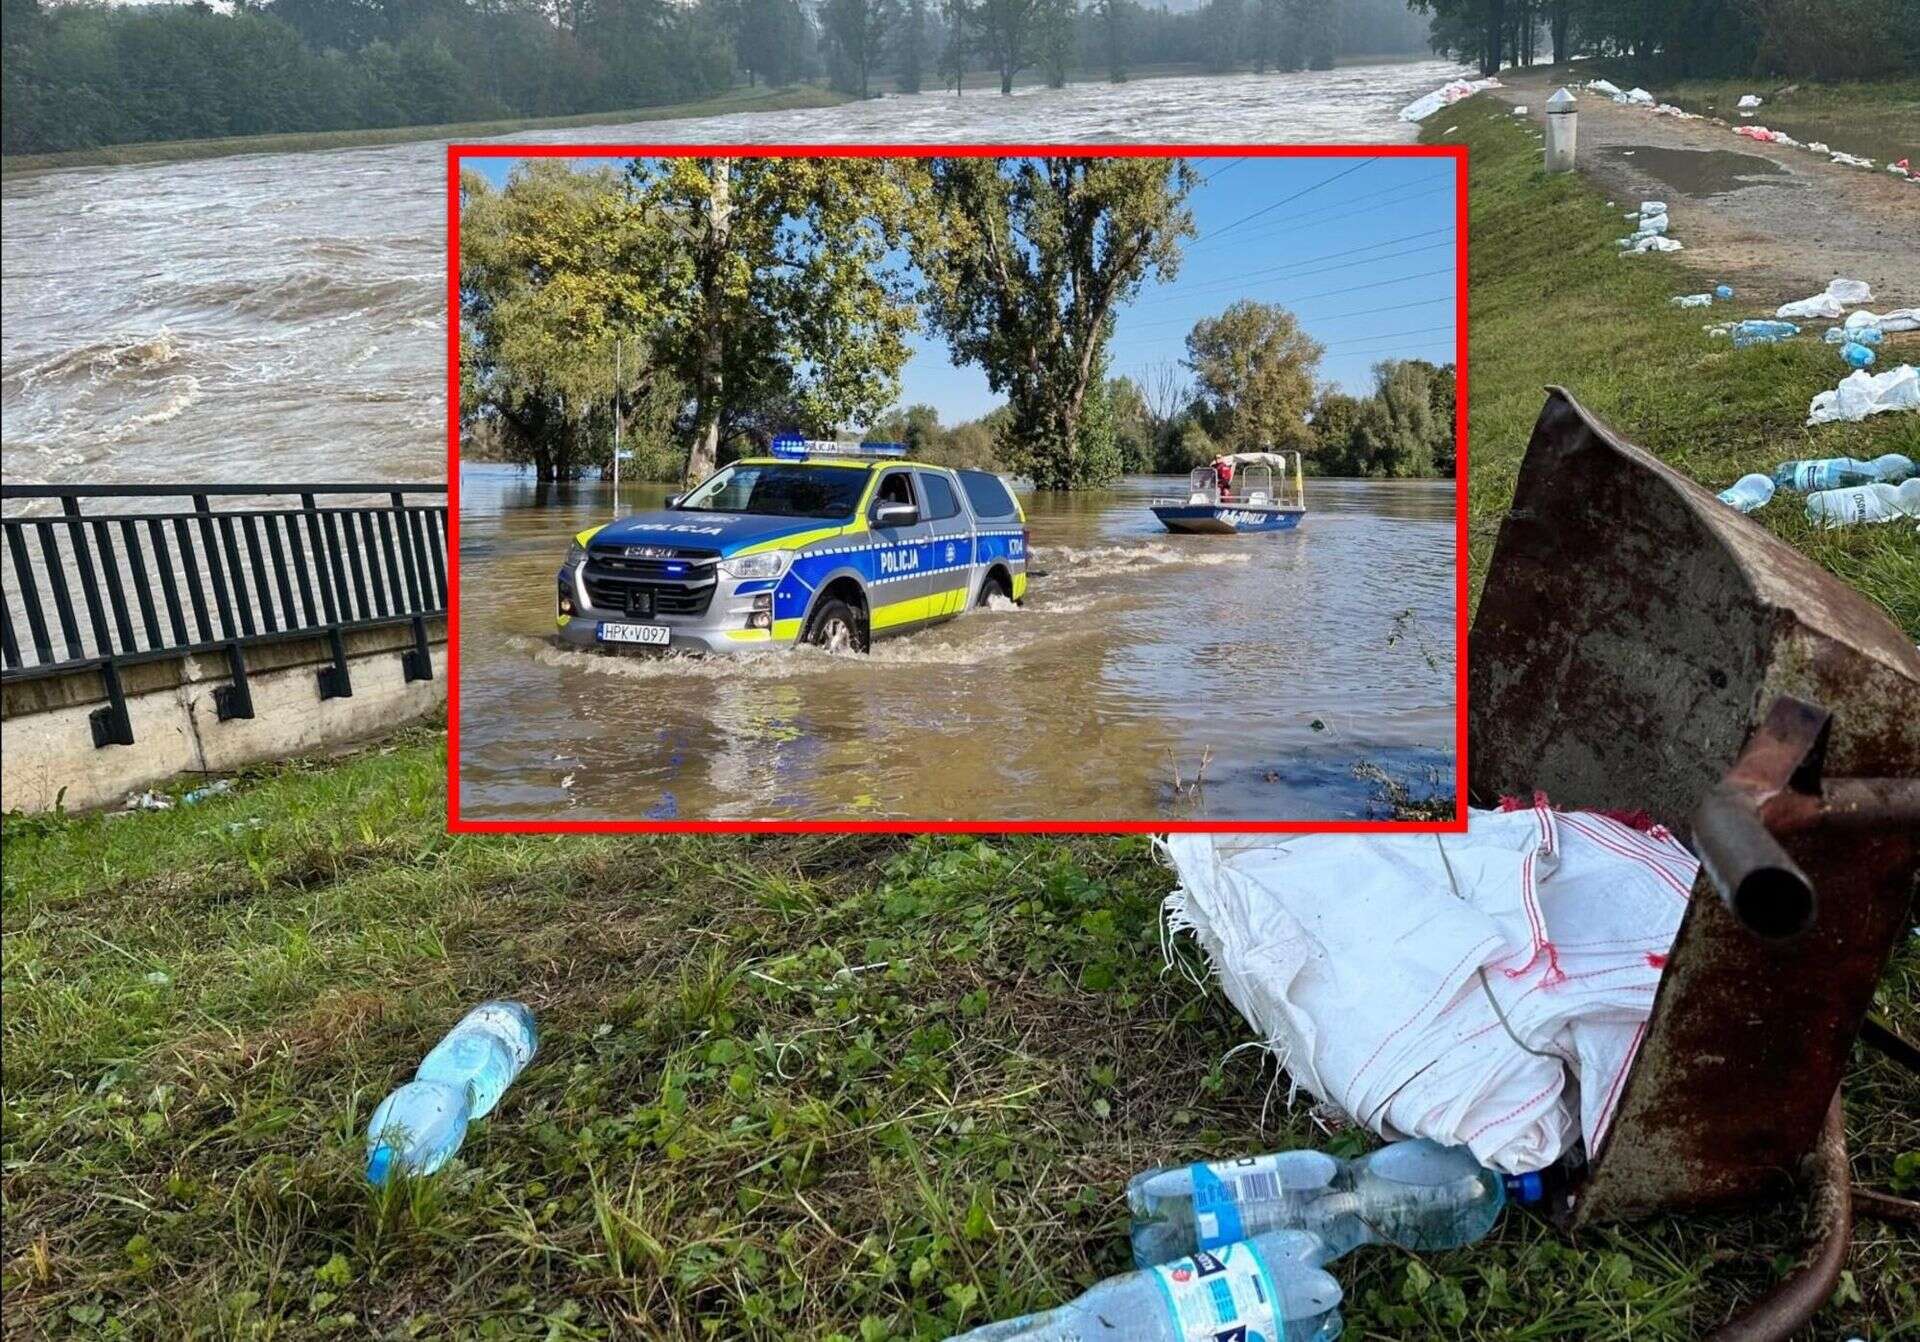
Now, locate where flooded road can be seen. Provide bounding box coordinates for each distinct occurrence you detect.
[457,466,1457,822]
[1,60,1466,489]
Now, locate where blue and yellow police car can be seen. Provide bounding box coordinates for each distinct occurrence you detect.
[556,437,1029,654]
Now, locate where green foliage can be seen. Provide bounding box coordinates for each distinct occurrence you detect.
[0,0,739,155]
[913,156,1198,490]
[459,156,923,484]
[1184,299,1324,453]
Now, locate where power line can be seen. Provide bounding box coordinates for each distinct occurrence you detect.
[1114,254,1457,337]
[1319,323,1456,351]
[1199,156,1249,185]
[1185,176,1455,254]
[1132,226,1456,312]
[1193,158,1377,247]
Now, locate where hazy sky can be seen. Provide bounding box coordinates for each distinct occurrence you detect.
[464,153,1458,425]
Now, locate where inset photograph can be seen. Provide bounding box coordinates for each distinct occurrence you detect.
[450,148,1464,827]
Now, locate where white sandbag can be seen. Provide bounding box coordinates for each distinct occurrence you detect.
[1585,78,1623,97]
[1807,364,1920,426]
[1623,87,1655,105]
[1848,307,1920,334]
[1400,77,1502,122]
[1161,803,1694,1174]
[1737,93,1763,108]
[1778,278,1873,321]
[1671,294,1713,308]
[1620,235,1683,255]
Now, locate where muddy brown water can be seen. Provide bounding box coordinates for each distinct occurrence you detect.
[456,466,1457,822]
[1599,145,1786,197]
[0,59,1468,490]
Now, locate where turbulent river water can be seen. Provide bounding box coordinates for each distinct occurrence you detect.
[458,466,1457,823]
[0,59,1466,487]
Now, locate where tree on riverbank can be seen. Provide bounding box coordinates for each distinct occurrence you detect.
[459,158,924,483]
[1183,299,1325,454]
[1407,0,1920,79]
[913,157,1198,491]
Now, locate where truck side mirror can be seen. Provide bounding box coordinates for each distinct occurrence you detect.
[873,502,919,527]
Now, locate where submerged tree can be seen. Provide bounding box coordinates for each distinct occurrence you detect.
[913,156,1198,489]
[1183,299,1323,454]
[822,0,900,98]
[975,0,1040,93]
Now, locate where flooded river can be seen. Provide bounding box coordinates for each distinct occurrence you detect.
[457,465,1457,823]
[1,60,1466,488]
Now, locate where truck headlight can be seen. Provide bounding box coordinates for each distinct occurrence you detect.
[565,541,587,568]
[719,550,791,581]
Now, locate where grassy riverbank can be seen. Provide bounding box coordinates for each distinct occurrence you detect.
[1426,96,1918,635]
[4,733,1917,1339]
[0,85,848,176]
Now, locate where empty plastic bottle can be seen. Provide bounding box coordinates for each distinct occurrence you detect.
[365,1001,538,1184]
[1731,320,1799,348]
[1717,473,1775,513]
[947,1231,1343,1342]
[1714,283,1735,300]
[1771,453,1916,491]
[1804,479,1920,528]
[1841,341,1877,369]
[1826,325,1883,345]
[1127,1139,1508,1269]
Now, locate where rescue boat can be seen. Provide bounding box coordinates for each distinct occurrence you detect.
[1150,451,1307,534]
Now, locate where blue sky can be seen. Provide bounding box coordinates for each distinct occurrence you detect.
[464,154,1458,425]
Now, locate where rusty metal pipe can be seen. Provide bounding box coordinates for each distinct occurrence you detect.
[1704,1094,1851,1342]
[1693,786,1818,939]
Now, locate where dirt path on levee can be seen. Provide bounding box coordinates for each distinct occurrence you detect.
[1488,68,1919,307]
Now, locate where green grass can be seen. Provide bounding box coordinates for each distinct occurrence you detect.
[3,736,1917,1339]
[0,85,849,177]
[1425,97,1920,634]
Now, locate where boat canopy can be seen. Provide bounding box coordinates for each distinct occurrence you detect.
[1214,452,1296,470]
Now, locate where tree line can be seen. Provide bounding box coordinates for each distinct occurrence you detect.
[459,156,1456,491]
[0,0,1429,155]
[1411,0,1920,80]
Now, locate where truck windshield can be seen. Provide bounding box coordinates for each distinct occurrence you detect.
[676,464,869,519]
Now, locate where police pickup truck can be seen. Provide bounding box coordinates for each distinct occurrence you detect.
[556,438,1028,654]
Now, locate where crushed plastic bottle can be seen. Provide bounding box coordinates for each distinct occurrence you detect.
[1804,479,1920,528]
[1717,473,1776,513]
[1825,325,1883,345]
[1841,341,1877,369]
[365,1001,538,1184]
[1731,319,1799,348]
[1770,454,1915,492]
[1127,1139,1509,1268]
[947,1231,1344,1342]
[1714,283,1735,300]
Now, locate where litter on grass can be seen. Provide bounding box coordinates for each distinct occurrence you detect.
[1804,479,1920,528]
[1731,319,1798,347]
[1717,473,1775,513]
[1776,278,1873,321]
[1161,799,1693,1174]
[1807,364,1920,426]
[1848,308,1920,334]
[1737,94,1763,108]
[1671,294,1713,308]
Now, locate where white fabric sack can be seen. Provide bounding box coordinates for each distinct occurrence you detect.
[1848,307,1920,334]
[1162,802,1694,1174]
[1808,364,1920,425]
[1778,278,1873,320]
[1399,78,1501,122]
[1737,94,1763,108]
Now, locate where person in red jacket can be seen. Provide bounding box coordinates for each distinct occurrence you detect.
[1213,457,1234,500]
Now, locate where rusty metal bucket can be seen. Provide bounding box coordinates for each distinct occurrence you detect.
[1469,389,1920,1331]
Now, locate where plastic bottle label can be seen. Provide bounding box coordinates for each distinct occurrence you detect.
[1151,1243,1282,1342]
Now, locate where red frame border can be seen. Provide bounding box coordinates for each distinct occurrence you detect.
[444,142,1470,836]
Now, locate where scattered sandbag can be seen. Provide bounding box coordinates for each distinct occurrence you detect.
[1400,78,1502,122]
[1807,364,1920,426]
[1777,278,1873,321]
[1671,294,1714,308]
[1622,87,1655,105]
[1585,78,1623,98]
[1621,235,1683,255]
[1737,93,1763,108]
[1847,308,1920,334]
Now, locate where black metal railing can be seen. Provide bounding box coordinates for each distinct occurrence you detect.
[1,484,447,747]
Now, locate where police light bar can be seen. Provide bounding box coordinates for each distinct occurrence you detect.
[769,434,907,461]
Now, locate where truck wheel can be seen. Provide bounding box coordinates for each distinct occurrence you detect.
[977,572,1013,607]
[806,598,868,654]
